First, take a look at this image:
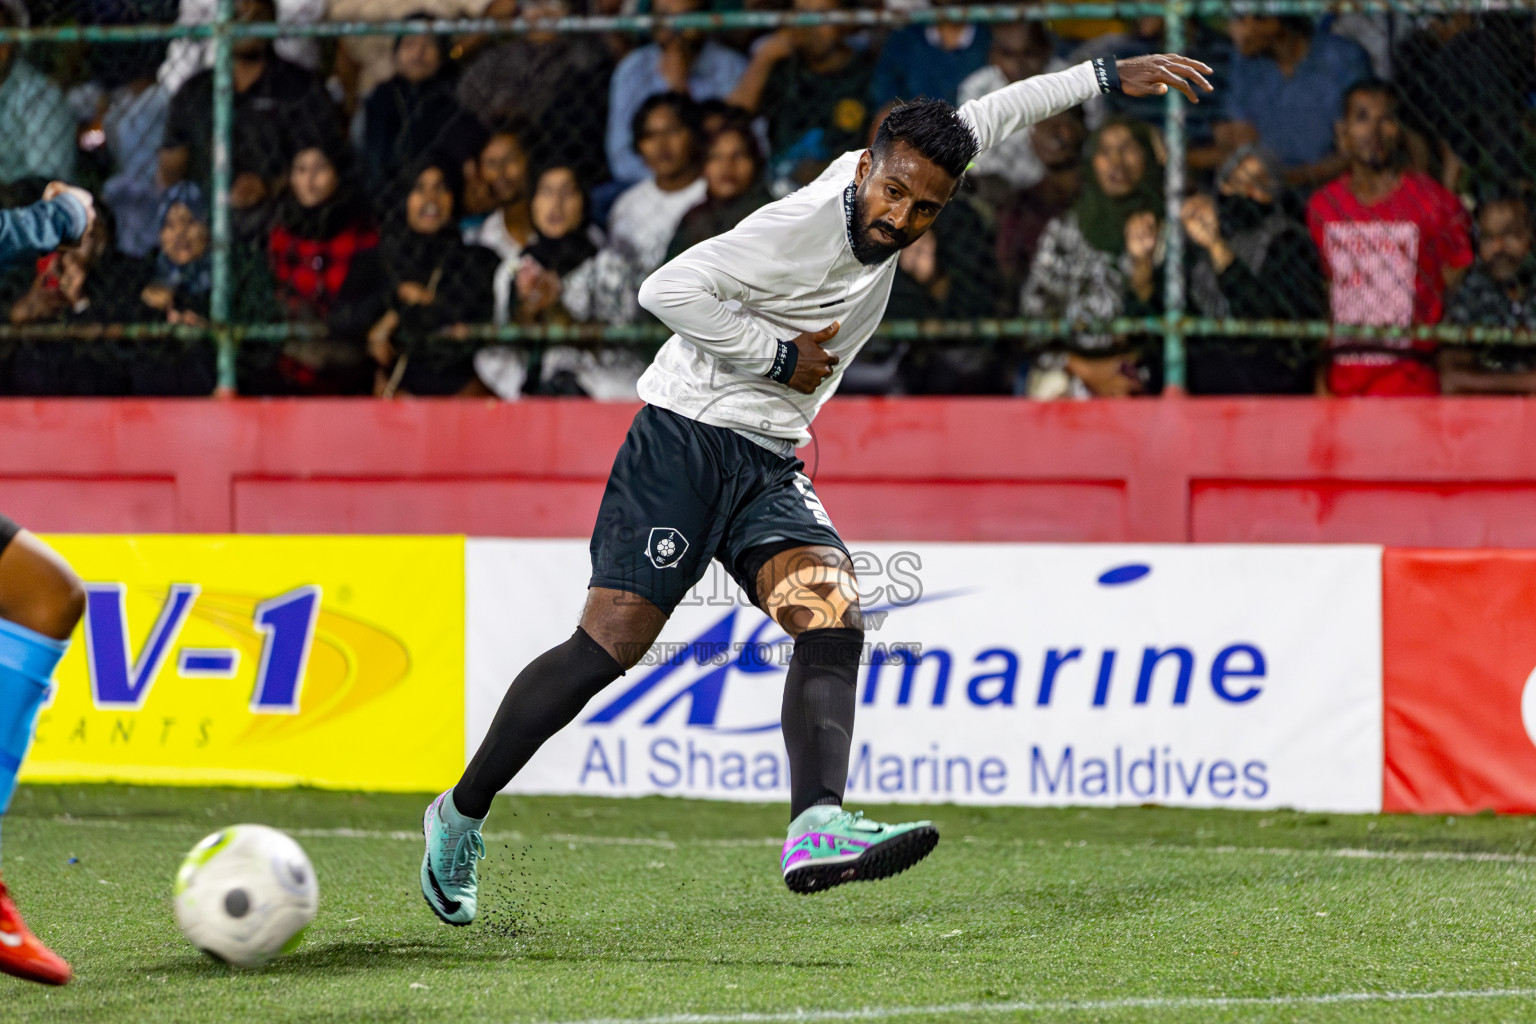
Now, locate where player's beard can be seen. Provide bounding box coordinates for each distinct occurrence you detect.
[849,186,910,265]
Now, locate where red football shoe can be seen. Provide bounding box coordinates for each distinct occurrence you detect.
[0,879,70,985]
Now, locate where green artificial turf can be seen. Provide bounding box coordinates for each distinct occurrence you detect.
[4,785,1536,1022]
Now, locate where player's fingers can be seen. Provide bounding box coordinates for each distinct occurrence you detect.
[814,321,841,341]
[1165,59,1214,93]
[1155,69,1198,103]
[825,352,840,368]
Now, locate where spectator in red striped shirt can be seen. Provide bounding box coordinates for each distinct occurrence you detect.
[267,138,379,322]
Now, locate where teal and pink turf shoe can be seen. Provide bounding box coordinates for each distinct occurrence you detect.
[420,790,486,926]
[780,807,939,894]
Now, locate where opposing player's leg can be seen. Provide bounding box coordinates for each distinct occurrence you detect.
[0,519,83,985]
[754,544,938,894]
[422,405,733,925]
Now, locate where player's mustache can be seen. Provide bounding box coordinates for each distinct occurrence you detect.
[867,220,908,247]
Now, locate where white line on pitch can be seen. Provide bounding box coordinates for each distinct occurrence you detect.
[40,817,1534,863]
[540,987,1536,1024]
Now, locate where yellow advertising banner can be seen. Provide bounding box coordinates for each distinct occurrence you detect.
[20,536,464,792]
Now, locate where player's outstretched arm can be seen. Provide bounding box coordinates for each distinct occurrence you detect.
[959,55,1214,157]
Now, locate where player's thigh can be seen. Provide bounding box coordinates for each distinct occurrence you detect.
[754,544,861,635]
[587,406,732,638]
[580,586,669,670]
[0,522,85,641]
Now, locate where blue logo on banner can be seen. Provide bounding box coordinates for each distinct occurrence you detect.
[1097,563,1151,586]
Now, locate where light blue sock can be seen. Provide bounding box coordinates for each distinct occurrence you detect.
[0,617,67,855]
[439,788,486,831]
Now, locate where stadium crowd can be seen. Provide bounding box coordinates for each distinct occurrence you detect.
[0,0,1533,398]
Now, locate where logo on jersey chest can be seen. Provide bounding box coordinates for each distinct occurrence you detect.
[646,527,690,569]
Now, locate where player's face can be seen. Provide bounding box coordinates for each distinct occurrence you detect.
[407,167,455,233]
[479,134,529,208]
[704,130,758,202]
[1478,202,1532,283]
[531,167,586,237]
[1091,123,1147,200]
[1339,91,1400,171]
[289,148,339,209]
[850,142,956,265]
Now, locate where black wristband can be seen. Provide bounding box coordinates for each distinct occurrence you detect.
[1092,56,1121,95]
[767,339,798,385]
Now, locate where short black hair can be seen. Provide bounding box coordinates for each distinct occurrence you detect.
[631,91,702,155]
[871,98,979,181]
[1276,15,1314,37]
[1341,77,1397,118]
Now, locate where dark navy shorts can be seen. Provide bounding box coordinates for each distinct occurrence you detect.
[589,405,847,615]
[0,514,18,557]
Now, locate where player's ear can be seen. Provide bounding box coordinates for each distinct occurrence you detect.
[855,150,872,186]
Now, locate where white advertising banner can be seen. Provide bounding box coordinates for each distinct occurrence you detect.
[466,541,1384,812]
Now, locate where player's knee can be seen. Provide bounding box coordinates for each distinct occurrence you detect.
[764,563,861,636]
[29,564,85,642]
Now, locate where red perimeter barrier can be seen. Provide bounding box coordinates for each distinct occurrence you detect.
[5,396,1536,544]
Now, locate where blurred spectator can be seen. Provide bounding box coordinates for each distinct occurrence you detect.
[1307,81,1472,396]
[8,204,145,396]
[0,4,75,183]
[605,0,748,186]
[267,142,379,322]
[159,0,340,229]
[457,0,613,187]
[726,0,874,191]
[132,182,222,394]
[1127,146,1324,394]
[594,93,706,323]
[665,120,771,261]
[887,199,1005,394]
[956,21,1057,206]
[91,73,171,260]
[330,0,493,109]
[1393,13,1535,197]
[869,0,990,109]
[1200,15,1371,188]
[1440,198,1536,395]
[363,19,481,198]
[248,142,379,395]
[995,108,1086,314]
[328,157,498,396]
[475,162,606,400]
[463,124,536,326]
[1021,118,1163,399]
[159,0,325,98]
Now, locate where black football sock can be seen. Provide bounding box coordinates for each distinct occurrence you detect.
[781,626,863,820]
[453,626,625,819]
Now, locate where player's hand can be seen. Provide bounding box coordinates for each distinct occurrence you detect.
[1116,53,1214,104]
[785,321,840,394]
[42,181,95,243]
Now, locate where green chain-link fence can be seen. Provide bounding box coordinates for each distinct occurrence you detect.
[0,0,1532,398]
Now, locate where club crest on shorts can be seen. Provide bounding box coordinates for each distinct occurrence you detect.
[646,527,689,569]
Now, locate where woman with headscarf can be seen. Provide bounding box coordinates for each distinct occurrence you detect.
[328,154,499,396]
[1021,117,1164,399]
[131,181,280,395]
[361,16,481,197]
[1124,144,1324,394]
[251,136,380,394]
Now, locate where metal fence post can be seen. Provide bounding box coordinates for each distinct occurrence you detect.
[1161,0,1188,394]
[211,0,236,394]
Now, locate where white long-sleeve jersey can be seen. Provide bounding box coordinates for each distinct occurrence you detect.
[635,61,1100,447]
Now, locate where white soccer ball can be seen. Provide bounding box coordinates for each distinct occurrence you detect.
[173,824,319,967]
